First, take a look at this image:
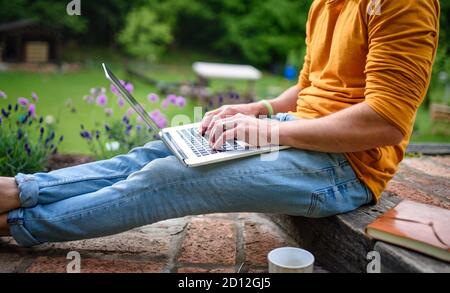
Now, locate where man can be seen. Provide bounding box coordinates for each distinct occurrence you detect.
[0,0,439,246]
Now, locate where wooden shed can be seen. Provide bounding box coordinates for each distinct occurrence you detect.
[0,19,62,64]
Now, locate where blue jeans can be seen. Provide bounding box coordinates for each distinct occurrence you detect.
[7,114,372,247]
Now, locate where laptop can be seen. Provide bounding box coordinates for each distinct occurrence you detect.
[102,63,288,167]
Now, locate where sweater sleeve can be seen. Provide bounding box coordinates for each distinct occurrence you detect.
[364,0,439,136]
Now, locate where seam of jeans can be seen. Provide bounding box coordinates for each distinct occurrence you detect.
[24,165,340,222]
[308,178,363,217]
[38,174,130,188]
[312,177,362,195]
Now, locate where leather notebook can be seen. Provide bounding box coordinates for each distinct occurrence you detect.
[366,200,450,262]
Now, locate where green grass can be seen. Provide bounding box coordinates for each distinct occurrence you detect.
[0,66,197,154]
[0,57,293,154]
[1,49,448,155]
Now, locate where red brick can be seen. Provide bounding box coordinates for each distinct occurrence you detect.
[243,222,292,266]
[386,180,450,210]
[178,218,236,265]
[247,267,268,273]
[429,156,450,168]
[0,253,27,273]
[402,158,450,179]
[26,256,165,273]
[177,267,235,273]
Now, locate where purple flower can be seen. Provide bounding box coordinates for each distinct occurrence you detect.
[136,115,144,124]
[24,143,31,155]
[136,125,142,132]
[0,91,7,99]
[118,98,125,108]
[161,99,170,109]
[90,88,97,96]
[17,129,23,139]
[84,95,95,104]
[18,97,29,107]
[28,104,36,118]
[125,82,134,94]
[167,94,177,104]
[80,130,92,140]
[105,108,114,117]
[122,115,130,125]
[100,88,106,95]
[147,93,159,103]
[126,107,135,117]
[156,116,168,128]
[110,84,119,96]
[2,108,10,118]
[96,94,108,107]
[31,92,38,102]
[150,109,162,120]
[176,96,186,108]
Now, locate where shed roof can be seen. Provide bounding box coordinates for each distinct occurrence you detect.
[0,19,38,32]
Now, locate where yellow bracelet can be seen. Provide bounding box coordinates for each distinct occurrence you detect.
[261,100,274,118]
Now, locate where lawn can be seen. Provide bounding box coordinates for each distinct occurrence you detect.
[0,58,292,154]
[0,51,448,155]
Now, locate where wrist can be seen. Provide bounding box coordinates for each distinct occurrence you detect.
[254,100,273,117]
[251,101,268,116]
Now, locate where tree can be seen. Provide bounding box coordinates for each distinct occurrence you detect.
[118,7,173,62]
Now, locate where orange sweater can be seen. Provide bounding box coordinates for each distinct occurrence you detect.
[293,0,440,200]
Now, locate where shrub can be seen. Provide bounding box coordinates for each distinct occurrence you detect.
[0,92,63,176]
[79,82,186,160]
[118,6,173,62]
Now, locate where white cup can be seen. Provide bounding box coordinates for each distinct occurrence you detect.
[268,247,315,273]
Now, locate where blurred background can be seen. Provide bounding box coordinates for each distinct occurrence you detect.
[0,0,449,174]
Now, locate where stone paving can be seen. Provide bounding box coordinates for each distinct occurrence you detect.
[0,213,314,273]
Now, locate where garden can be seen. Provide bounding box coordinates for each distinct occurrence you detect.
[0,0,449,177]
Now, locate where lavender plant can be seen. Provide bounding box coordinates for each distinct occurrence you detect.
[0,92,64,176]
[79,81,186,160]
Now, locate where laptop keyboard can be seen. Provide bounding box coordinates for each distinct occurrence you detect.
[177,127,245,157]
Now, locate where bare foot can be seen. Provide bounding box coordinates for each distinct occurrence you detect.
[0,177,20,214]
[0,213,11,236]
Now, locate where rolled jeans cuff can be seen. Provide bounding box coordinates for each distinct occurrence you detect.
[15,173,39,208]
[7,208,41,247]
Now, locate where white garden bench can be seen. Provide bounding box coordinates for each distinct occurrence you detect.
[192,62,262,99]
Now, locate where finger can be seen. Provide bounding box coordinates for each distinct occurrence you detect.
[205,110,233,136]
[212,128,238,150]
[200,108,222,134]
[208,118,236,145]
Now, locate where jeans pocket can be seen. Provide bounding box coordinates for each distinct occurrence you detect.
[307,179,371,218]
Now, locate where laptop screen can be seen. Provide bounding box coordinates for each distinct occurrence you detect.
[102,63,160,131]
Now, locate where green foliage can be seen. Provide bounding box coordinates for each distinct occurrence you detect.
[118,7,173,62]
[116,0,312,67]
[0,96,63,177]
[0,0,87,33]
[80,120,153,160]
[214,0,311,67]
